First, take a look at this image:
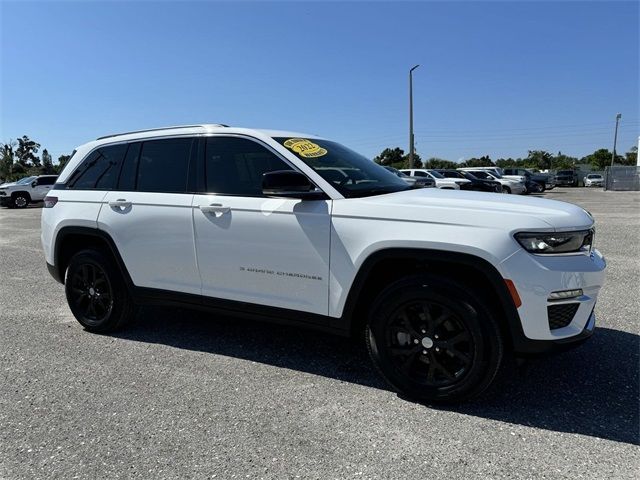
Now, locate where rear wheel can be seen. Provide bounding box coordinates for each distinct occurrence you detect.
[12,193,29,208]
[365,275,504,403]
[65,249,137,332]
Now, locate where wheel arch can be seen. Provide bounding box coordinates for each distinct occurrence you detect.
[11,190,31,200]
[53,226,133,288]
[337,248,525,352]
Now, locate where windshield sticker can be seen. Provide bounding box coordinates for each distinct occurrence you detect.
[283,138,328,158]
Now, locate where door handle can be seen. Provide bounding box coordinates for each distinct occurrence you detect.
[199,203,230,215]
[108,199,132,208]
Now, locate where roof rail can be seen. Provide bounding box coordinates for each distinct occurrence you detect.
[96,124,229,140]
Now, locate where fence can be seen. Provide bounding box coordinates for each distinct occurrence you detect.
[604,166,640,191]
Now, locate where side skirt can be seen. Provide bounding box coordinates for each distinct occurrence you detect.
[132,286,350,337]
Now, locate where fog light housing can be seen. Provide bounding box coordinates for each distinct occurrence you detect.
[548,289,583,301]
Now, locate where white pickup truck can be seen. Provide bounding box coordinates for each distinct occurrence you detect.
[0,175,58,208]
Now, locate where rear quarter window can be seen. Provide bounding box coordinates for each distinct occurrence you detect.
[67,144,127,190]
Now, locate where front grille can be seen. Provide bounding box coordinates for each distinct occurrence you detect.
[548,303,579,330]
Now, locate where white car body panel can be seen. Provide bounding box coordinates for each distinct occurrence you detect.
[192,194,331,315]
[97,191,201,294]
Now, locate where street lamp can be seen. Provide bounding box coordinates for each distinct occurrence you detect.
[409,64,420,169]
[610,113,622,168]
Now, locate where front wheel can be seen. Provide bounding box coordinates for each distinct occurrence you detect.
[503,186,511,194]
[65,249,137,332]
[12,194,29,208]
[365,275,504,403]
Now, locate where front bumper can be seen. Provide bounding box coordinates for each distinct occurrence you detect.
[500,248,605,352]
[0,196,11,206]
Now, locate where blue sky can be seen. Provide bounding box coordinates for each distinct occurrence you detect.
[1,1,638,162]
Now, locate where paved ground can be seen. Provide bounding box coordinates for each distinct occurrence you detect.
[0,188,638,479]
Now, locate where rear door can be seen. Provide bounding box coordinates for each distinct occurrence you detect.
[32,176,57,200]
[98,137,201,295]
[192,135,331,316]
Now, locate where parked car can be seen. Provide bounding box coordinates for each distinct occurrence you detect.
[554,169,578,187]
[460,169,526,194]
[400,169,461,189]
[42,124,605,403]
[383,166,435,188]
[583,173,604,187]
[502,168,554,191]
[0,175,58,208]
[434,170,503,193]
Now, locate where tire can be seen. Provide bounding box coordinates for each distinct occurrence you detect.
[503,186,511,194]
[12,193,29,208]
[65,248,137,333]
[365,274,504,403]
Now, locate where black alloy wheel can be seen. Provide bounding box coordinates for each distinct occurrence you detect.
[69,263,114,326]
[366,274,504,403]
[383,301,473,387]
[65,249,137,332]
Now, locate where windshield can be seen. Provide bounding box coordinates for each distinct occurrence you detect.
[587,174,602,178]
[16,176,37,185]
[469,171,491,179]
[274,137,410,198]
[425,170,444,179]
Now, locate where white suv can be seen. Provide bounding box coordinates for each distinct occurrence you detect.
[0,175,58,208]
[41,125,606,403]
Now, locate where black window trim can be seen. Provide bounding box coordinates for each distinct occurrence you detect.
[198,133,328,199]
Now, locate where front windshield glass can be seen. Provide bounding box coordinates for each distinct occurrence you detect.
[470,171,491,179]
[426,170,444,179]
[274,137,410,198]
[16,176,37,185]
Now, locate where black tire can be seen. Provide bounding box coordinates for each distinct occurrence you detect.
[65,249,137,333]
[12,193,29,208]
[503,186,511,194]
[365,274,504,403]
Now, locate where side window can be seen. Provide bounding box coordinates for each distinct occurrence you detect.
[37,176,57,186]
[118,143,141,191]
[414,171,427,177]
[136,138,195,193]
[205,137,293,196]
[67,144,127,190]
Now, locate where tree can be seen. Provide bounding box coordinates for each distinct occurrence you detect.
[423,157,458,169]
[15,135,41,168]
[56,154,72,173]
[0,141,16,181]
[581,148,623,170]
[373,147,405,167]
[624,146,638,166]
[552,151,578,170]
[526,150,553,170]
[461,155,494,168]
[41,149,55,174]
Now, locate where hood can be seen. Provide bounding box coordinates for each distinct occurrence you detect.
[0,182,17,188]
[333,188,593,232]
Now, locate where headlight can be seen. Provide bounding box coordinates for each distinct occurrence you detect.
[515,229,594,254]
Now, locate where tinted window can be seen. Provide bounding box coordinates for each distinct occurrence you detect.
[136,138,195,193]
[37,176,57,186]
[413,171,427,177]
[68,144,127,190]
[205,137,293,196]
[118,143,141,191]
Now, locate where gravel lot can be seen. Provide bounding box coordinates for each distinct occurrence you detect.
[1,188,638,479]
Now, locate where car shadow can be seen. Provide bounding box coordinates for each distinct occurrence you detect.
[114,307,639,445]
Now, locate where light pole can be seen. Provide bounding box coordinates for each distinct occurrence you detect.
[610,113,622,168]
[409,64,420,169]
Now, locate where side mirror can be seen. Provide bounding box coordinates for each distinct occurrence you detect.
[31,181,37,187]
[262,170,325,199]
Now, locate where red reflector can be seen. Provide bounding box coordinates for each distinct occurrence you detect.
[43,196,58,208]
[504,279,522,308]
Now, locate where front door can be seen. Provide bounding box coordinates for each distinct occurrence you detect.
[192,136,331,315]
